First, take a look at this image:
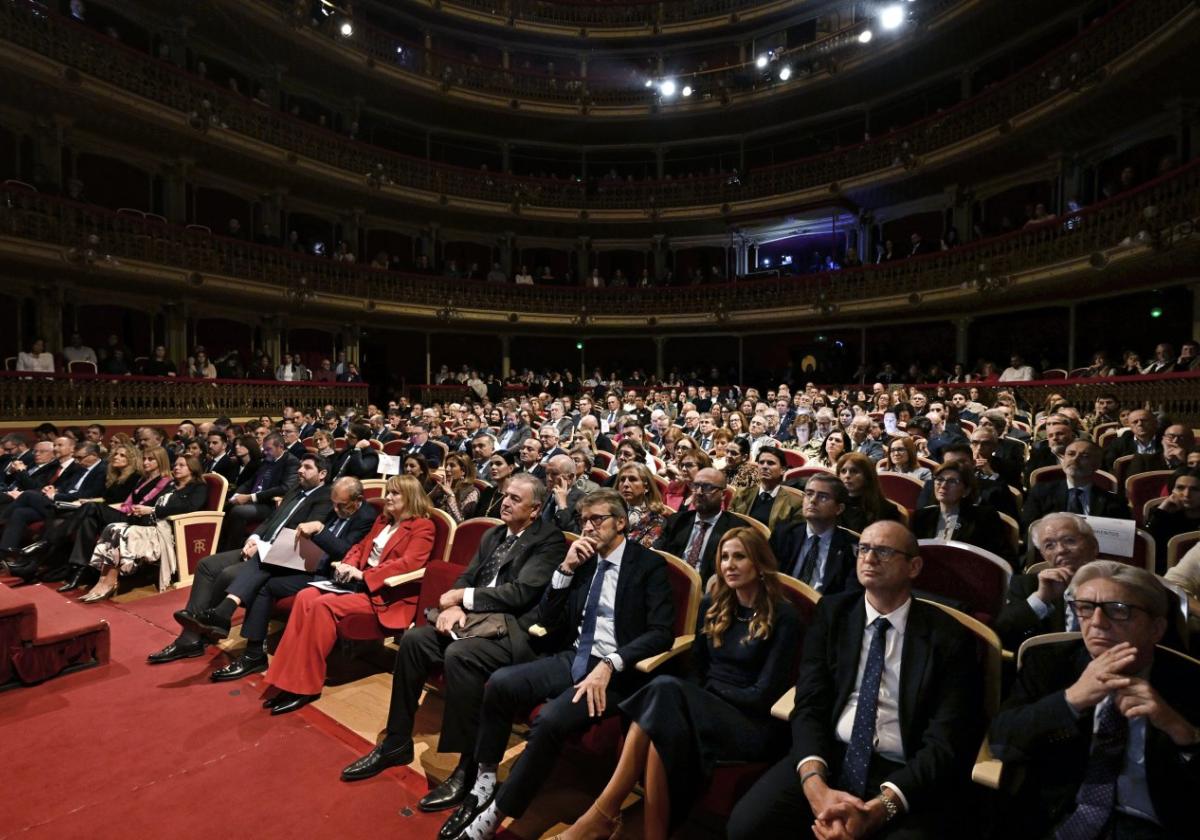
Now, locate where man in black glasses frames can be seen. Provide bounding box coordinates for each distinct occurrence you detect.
[990,560,1199,839]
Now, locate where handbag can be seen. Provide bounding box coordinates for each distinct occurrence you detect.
[423,609,509,639]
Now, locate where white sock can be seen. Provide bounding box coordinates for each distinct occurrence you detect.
[462,802,502,840]
[469,765,497,802]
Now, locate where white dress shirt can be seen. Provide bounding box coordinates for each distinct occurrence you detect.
[552,537,627,671]
[366,521,399,567]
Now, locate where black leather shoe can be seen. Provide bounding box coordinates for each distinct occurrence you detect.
[340,740,415,781]
[438,788,494,840]
[7,560,40,582]
[39,563,69,583]
[210,655,267,682]
[19,540,49,556]
[147,641,206,664]
[59,567,91,593]
[179,606,232,640]
[420,762,475,812]
[269,693,318,715]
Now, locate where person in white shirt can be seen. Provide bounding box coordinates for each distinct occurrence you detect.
[514,265,534,285]
[999,354,1036,382]
[61,333,97,365]
[16,339,55,373]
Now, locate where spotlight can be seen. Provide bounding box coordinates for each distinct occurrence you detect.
[778,65,792,81]
[859,29,873,43]
[880,4,905,30]
[339,20,353,37]
[659,79,676,97]
[1150,306,1163,319]
[644,79,654,88]
[756,54,769,69]
[395,46,403,54]
[682,85,693,97]
[762,257,771,267]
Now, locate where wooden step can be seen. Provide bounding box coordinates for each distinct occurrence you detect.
[1,583,110,684]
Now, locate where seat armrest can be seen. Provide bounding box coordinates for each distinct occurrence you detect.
[771,686,796,721]
[972,738,1004,789]
[384,568,427,588]
[635,634,695,673]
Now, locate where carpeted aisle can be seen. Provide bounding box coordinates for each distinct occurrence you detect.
[0,586,446,840]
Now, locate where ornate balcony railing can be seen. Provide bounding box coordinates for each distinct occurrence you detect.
[415,0,803,32]
[0,371,369,420]
[3,159,1197,319]
[0,0,1188,213]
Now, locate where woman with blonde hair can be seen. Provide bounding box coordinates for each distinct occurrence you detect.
[262,474,436,714]
[555,528,798,840]
[616,462,669,547]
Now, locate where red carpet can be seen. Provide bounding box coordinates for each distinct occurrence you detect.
[0,588,448,839]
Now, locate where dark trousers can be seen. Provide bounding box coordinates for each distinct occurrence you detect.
[384,625,520,755]
[220,503,273,551]
[727,753,948,840]
[183,549,246,615]
[0,491,54,550]
[238,565,316,642]
[68,503,125,566]
[480,651,639,819]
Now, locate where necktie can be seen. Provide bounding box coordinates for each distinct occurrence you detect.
[1068,488,1085,514]
[684,519,710,570]
[838,616,891,797]
[571,559,612,681]
[71,463,95,492]
[759,491,772,506]
[267,491,309,541]
[475,532,519,588]
[252,461,272,493]
[795,535,821,586]
[1055,698,1127,840]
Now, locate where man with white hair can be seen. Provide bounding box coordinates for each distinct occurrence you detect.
[994,513,1098,650]
[989,561,1199,838]
[540,453,584,531]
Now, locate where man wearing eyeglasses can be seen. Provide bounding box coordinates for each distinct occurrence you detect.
[729,520,985,839]
[442,488,673,840]
[1129,423,1194,477]
[770,474,861,595]
[994,513,1099,650]
[1022,440,1130,530]
[654,467,737,583]
[989,561,1199,838]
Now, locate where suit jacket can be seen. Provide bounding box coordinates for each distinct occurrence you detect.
[1021,479,1130,528]
[254,484,334,541]
[541,485,585,531]
[308,501,379,570]
[654,509,739,583]
[1126,451,1180,479]
[1023,443,1062,484]
[204,452,242,486]
[495,425,532,453]
[916,475,1019,522]
[286,440,307,459]
[342,516,436,630]
[53,459,108,502]
[330,448,380,481]
[236,452,300,502]
[1104,434,1160,472]
[991,573,1064,651]
[769,522,860,595]
[911,503,1010,561]
[989,640,1200,837]
[790,593,984,814]
[2,460,58,493]
[518,539,673,670]
[454,517,566,615]
[730,485,805,531]
[852,438,886,462]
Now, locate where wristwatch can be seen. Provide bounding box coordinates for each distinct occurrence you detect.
[601,655,618,672]
[878,788,900,822]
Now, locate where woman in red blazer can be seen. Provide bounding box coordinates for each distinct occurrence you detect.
[263,474,436,714]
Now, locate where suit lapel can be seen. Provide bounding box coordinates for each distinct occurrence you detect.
[898,602,933,756]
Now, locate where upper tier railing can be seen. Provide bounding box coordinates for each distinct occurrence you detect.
[0,0,1187,211]
[413,0,802,30]
[3,158,1197,318]
[0,371,368,420]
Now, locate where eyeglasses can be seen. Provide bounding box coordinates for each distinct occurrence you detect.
[679,461,699,469]
[1067,599,1149,622]
[689,482,723,494]
[933,476,962,486]
[580,514,617,528]
[855,543,910,562]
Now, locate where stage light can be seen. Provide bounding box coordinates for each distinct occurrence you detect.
[339,20,354,36]
[659,79,676,97]
[762,257,771,267]
[880,4,905,30]
[644,79,654,88]
[575,341,584,350]
[682,85,693,97]
[859,29,873,43]
[1150,306,1163,318]
[778,65,792,81]
[756,54,769,69]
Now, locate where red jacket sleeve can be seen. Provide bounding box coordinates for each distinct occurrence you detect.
[362,518,436,593]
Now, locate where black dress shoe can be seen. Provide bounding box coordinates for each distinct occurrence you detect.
[147,640,206,664]
[39,563,69,583]
[7,560,40,582]
[269,693,318,715]
[438,788,494,840]
[19,540,49,556]
[58,567,90,593]
[210,655,267,682]
[420,762,475,812]
[179,606,232,640]
[340,740,415,781]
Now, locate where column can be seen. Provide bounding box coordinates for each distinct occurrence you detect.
[954,317,972,366]
[576,236,590,283]
[424,333,432,384]
[341,325,361,367]
[652,234,667,281]
[500,232,515,276]
[737,336,744,384]
[162,301,188,369]
[501,142,511,173]
[34,286,64,353]
[655,147,664,179]
[31,114,68,189]
[423,33,434,76]
[654,337,665,380]
[1067,303,1077,372]
[500,335,511,379]
[260,316,282,365]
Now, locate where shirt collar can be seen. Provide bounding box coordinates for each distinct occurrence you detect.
[864,595,912,636]
[759,484,781,499]
[599,536,627,569]
[806,523,834,543]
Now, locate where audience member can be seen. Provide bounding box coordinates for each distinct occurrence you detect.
[769,474,860,594]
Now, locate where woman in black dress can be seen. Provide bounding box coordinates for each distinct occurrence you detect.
[836,451,903,534]
[555,527,799,840]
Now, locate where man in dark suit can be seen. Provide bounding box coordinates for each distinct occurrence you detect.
[368,413,395,443]
[0,433,34,477]
[770,474,860,595]
[280,420,307,459]
[978,410,1027,476]
[847,416,885,463]
[329,424,380,481]
[1127,423,1193,478]
[202,431,241,485]
[1103,409,1161,472]
[494,412,532,453]
[440,489,674,840]
[1,440,60,497]
[989,561,1200,838]
[202,475,378,680]
[148,453,332,663]
[339,474,565,814]
[730,446,805,530]
[541,454,584,531]
[654,467,738,583]
[220,433,300,550]
[1023,440,1130,529]
[993,512,1098,650]
[1023,416,1075,483]
[1,442,107,576]
[403,421,444,467]
[728,521,985,839]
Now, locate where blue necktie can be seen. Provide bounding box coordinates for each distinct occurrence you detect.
[570,559,611,682]
[794,535,821,586]
[1055,698,1127,840]
[838,616,891,797]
